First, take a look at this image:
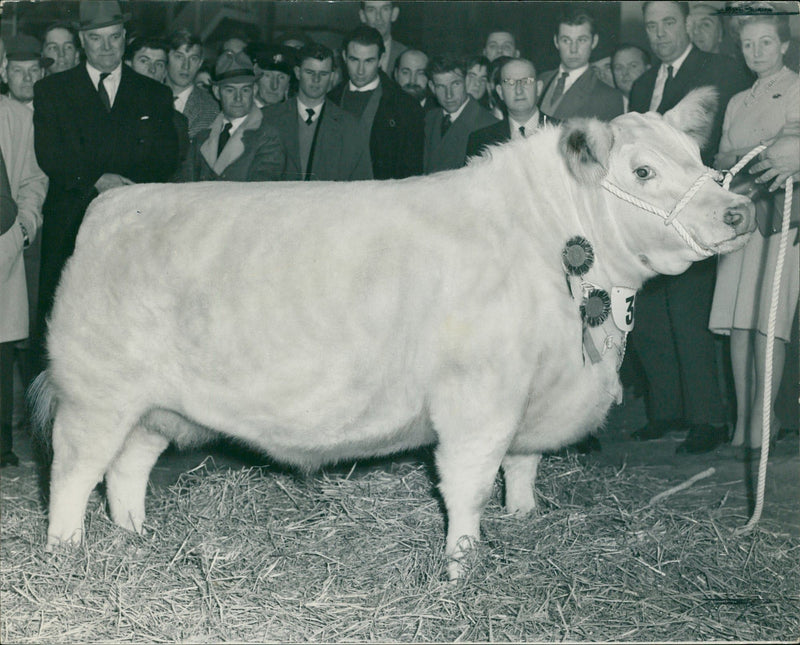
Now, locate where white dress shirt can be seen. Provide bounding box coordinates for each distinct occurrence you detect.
[650,44,693,111]
[86,62,122,108]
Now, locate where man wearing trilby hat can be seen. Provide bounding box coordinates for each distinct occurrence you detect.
[177,51,285,182]
[32,0,179,372]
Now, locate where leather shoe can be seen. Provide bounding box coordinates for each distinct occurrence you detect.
[631,419,683,441]
[676,423,729,454]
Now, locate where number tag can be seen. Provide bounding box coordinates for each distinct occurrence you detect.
[611,287,636,332]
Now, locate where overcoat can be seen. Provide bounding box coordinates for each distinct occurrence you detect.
[33,63,179,358]
[262,99,372,181]
[423,97,497,174]
[0,96,47,343]
[178,106,285,182]
[538,66,624,122]
[328,72,424,179]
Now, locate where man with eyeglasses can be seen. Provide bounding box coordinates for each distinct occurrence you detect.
[262,43,371,181]
[465,58,556,160]
[538,9,623,122]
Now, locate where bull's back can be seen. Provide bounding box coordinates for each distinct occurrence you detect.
[47,181,474,448]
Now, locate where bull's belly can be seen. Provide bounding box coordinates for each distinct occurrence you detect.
[511,357,622,454]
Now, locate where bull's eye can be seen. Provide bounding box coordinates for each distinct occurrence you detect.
[634,166,655,180]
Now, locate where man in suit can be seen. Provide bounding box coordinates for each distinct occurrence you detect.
[165,28,219,138]
[466,58,557,160]
[627,0,752,454]
[611,44,652,112]
[423,54,498,175]
[359,1,407,75]
[538,10,624,122]
[177,51,284,183]
[262,43,372,182]
[32,0,179,372]
[329,25,423,180]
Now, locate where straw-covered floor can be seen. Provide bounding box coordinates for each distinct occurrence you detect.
[2,452,798,643]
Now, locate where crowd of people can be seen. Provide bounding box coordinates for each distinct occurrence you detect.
[0,1,798,467]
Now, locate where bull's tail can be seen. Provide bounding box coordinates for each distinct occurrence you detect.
[27,370,59,458]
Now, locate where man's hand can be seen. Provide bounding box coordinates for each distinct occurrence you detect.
[749,126,800,192]
[94,173,135,193]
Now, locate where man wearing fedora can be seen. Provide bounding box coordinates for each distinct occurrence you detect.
[32,0,179,372]
[3,35,52,109]
[177,51,284,182]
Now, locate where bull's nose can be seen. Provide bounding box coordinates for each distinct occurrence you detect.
[724,198,756,235]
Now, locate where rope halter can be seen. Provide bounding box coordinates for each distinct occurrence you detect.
[599,144,766,258]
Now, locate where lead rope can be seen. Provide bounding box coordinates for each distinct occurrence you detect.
[601,142,791,533]
[736,152,793,535]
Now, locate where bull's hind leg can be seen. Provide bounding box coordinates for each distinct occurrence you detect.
[430,372,525,581]
[501,453,542,516]
[105,424,169,534]
[46,406,136,550]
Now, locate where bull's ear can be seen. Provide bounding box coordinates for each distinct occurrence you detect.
[663,86,718,149]
[559,118,614,184]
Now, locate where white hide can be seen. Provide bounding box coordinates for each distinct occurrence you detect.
[40,91,754,579]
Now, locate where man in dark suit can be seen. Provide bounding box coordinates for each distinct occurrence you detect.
[329,25,424,180]
[423,54,498,174]
[627,0,752,454]
[32,0,179,371]
[538,9,624,122]
[262,43,372,182]
[466,58,558,160]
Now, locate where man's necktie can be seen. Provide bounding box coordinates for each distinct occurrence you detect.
[550,71,568,105]
[519,125,526,138]
[663,64,675,96]
[441,114,452,137]
[98,72,111,112]
[217,122,233,158]
[305,108,315,125]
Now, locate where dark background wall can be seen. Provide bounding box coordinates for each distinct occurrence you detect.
[1,1,622,72]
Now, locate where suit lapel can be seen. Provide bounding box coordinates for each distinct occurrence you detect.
[556,68,594,118]
[659,47,701,111]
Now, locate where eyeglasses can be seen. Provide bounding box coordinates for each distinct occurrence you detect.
[501,76,536,88]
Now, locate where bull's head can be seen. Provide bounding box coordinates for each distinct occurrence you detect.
[558,87,755,276]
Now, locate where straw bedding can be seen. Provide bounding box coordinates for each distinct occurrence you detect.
[2,452,798,643]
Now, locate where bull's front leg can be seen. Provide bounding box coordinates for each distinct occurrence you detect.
[430,369,526,582]
[501,453,542,515]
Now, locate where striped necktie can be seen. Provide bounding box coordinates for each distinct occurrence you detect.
[98,72,111,111]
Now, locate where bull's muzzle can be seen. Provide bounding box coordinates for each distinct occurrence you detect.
[723,196,756,236]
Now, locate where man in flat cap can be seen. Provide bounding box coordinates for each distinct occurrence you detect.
[32,0,179,373]
[251,44,295,107]
[177,51,284,182]
[3,35,52,109]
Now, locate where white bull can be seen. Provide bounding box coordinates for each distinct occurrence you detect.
[34,88,754,580]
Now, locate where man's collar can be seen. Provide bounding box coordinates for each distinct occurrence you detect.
[444,97,470,122]
[175,85,193,99]
[297,97,324,120]
[348,76,381,93]
[509,109,539,132]
[558,63,589,79]
[662,44,692,73]
[85,61,122,82]
[224,114,249,133]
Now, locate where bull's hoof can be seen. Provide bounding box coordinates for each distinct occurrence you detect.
[506,500,537,517]
[45,531,83,552]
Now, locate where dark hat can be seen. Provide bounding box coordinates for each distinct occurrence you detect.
[250,45,295,76]
[78,1,130,31]
[5,35,53,68]
[213,51,256,84]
